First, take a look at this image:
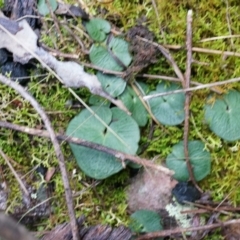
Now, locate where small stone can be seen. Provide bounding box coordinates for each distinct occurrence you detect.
[172,182,201,204]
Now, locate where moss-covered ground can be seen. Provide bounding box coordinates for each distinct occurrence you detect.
[1,0,240,238]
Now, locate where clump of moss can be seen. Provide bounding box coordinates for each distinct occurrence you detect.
[2,0,240,236]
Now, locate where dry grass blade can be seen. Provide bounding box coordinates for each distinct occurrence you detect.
[0,149,29,197]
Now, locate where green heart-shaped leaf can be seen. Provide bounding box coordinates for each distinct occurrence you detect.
[97,71,126,97]
[119,86,148,127]
[89,37,132,71]
[166,141,211,182]
[89,44,122,71]
[66,106,140,179]
[85,18,111,42]
[130,209,162,234]
[205,90,240,141]
[148,82,185,126]
[108,37,132,68]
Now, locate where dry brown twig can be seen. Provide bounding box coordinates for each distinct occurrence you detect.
[225,0,234,48]
[151,0,166,44]
[61,20,89,54]
[143,76,240,100]
[130,81,160,125]
[164,44,240,57]
[0,74,80,240]
[0,120,173,176]
[183,10,201,191]
[135,218,240,240]
[0,149,29,197]
[139,74,222,94]
[137,35,185,86]
[45,0,63,43]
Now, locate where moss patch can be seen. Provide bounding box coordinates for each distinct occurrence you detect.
[1,1,240,237]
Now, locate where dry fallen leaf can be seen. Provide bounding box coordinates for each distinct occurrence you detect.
[127,168,177,212]
[0,13,130,114]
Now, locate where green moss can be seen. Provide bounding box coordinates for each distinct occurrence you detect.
[2,1,240,238]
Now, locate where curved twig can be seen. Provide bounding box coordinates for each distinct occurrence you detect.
[0,120,174,176]
[0,74,79,240]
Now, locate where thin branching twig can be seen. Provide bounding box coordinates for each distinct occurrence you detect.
[130,81,160,125]
[184,10,201,191]
[139,74,222,93]
[151,0,166,44]
[0,74,80,240]
[225,0,234,48]
[143,76,240,100]
[135,218,240,240]
[0,120,173,176]
[137,36,185,87]
[0,149,29,197]
[164,44,240,57]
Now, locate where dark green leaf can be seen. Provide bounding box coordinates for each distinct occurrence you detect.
[148,82,185,125]
[130,209,162,234]
[66,106,140,179]
[166,141,211,181]
[89,45,123,71]
[89,37,132,71]
[119,86,148,127]
[97,72,126,97]
[85,18,111,42]
[205,90,240,141]
[108,37,132,68]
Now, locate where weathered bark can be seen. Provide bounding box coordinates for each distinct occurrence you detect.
[3,0,38,28]
[42,216,132,240]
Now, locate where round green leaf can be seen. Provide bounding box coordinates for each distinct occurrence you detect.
[130,210,162,234]
[148,82,185,125]
[66,106,140,179]
[97,71,126,97]
[89,44,123,71]
[85,18,111,42]
[166,141,211,182]
[108,37,132,68]
[37,0,58,16]
[119,86,148,127]
[205,90,240,141]
[89,37,132,71]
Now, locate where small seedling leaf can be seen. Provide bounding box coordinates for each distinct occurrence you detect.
[166,141,211,182]
[89,44,123,71]
[97,71,126,97]
[205,90,240,141]
[66,106,140,179]
[37,0,58,16]
[108,37,132,67]
[119,86,148,127]
[89,37,132,71]
[130,209,163,234]
[148,82,185,125]
[85,18,111,42]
